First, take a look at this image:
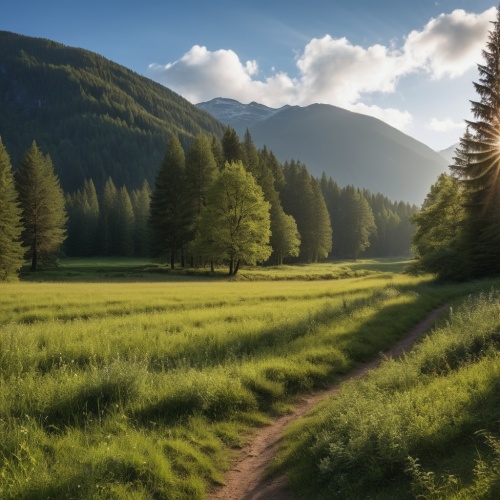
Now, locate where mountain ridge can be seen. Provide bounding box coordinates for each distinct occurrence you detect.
[0,30,226,192]
[197,98,448,204]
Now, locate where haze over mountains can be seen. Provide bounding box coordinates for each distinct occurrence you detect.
[197,98,449,205]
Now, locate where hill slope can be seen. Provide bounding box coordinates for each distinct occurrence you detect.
[198,98,448,204]
[0,31,226,192]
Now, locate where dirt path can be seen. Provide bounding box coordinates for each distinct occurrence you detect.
[208,304,449,500]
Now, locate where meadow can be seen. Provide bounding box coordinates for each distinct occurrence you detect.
[0,259,495,498]
[275,290,500,499]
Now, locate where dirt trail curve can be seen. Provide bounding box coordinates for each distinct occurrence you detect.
[208,304,450,500]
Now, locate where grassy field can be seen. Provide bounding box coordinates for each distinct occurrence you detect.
[274,290,500,499]
[0,258,495,498]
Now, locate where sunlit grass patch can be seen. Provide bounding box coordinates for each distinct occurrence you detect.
[1,259,494,498]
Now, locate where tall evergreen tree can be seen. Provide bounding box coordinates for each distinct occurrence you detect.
[0,137,24,280]
[99,177,118,256]
[15,141,67,271]
[131,180,151,257]
[451,6,500,277]
[115,185,135,256]
[149,135,187,267]
[337,186,376,260]
[221,126,243,164]
[282,162,332,262]
[184,133,218,265]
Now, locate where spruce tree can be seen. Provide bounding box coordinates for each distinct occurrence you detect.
[221,126,243,164]
[0,137,24,280]
[115,185,135,256]
[99,177,118,256]
[149,135,187,267]
[451,6,500,277]
[15,141,67,271]
[131,180,151,257]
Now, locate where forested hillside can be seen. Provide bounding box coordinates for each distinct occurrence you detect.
[0,31,226,193]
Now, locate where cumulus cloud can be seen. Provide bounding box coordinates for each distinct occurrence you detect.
[403,8,496,79]
[427,117,466,132]
[148,7,495,131]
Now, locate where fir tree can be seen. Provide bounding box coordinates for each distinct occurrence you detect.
[149,135,187,267]
[451,6,500,277]
[15,141,67,271]
[0,137,24,280]
[131,180,151,257]
[99,177,118,256]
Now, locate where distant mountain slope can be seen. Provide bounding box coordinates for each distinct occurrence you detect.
[197,98,448,204]
[438,143,459,165]
[197,97,288,136]
[0,31,225,192]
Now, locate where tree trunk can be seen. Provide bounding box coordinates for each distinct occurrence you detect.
[31,238,37,272]
[234,259,240,275]
[210,260,214,273]
[229,257,234,275]
[181,249,185,268]
[170,249,175,270]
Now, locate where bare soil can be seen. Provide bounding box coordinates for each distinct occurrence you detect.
[208,304,449,500]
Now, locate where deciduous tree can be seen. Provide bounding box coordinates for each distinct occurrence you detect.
[193,161,271,275]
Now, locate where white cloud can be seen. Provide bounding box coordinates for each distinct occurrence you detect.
[148,7,496,131]
[403,8,496,79]
[427,117,466,132]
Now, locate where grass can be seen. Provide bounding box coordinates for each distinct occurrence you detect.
[274,289,500,499]
[0,257,494,498]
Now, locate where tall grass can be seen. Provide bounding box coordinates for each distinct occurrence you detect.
[0,260,494,498]
[275,290,500,499]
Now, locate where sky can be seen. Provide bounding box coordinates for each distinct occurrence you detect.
[2,0,498,150]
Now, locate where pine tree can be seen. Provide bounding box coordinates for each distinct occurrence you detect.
[149,135,188,267]
[0,137,24,280]
[15,141,67,271]
[221,126,243,164]
[131,180,151,257]
[99,177,118,256]
[451,6,500,276]
[337,187,376,260]
[282,162,332,262]
[115,185,135,256]
[184,134,218,265]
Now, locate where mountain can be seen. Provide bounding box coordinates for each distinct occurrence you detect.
[197,97,288,134]
[197,98,448,205]
[438,143,459,165]
[0,31,226,192]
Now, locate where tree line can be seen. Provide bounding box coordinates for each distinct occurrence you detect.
[1,126,418,280]
[410,4,500,281]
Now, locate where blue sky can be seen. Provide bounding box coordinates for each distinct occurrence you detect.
[2,0,497,150]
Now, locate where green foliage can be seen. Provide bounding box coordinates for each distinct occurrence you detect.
[0,31,226,194]
[436,6,500,279]
[281,161,332,262]
[15,141,67,271]
[149,135,188,266]
[276,289,500,499]
[193,161,272,274]
[410,173,467,279]
[0,137,24,280]
[0,260,487,498]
